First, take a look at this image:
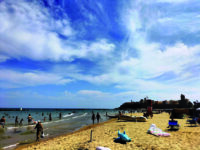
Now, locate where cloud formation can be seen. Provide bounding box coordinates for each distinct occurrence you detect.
[0,69,72,88]
[1,0,200,107]
[0,0,115,62]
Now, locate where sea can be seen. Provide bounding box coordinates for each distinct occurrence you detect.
[0,108,119,149]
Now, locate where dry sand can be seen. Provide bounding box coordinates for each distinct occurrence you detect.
[16,112,200,150]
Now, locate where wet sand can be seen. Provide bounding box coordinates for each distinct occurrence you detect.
[16,113,200,150]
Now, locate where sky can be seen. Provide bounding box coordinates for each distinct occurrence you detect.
[0,0,200,108]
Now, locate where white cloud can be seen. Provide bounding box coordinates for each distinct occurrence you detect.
[0,0,115,62]
[61,40,200,95]
[0,55,9,62]
[57,1,200,101]
[156,0,189,3]
[78,90,106,95]
[108,1,200,99]
[0,69,73,88]
[1,0,200,104]
[114,1,199,79]
[50,1,200,101]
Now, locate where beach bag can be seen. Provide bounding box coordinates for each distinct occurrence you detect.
[41,132,44,138]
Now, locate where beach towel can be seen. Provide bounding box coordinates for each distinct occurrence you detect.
[147,124,170,136]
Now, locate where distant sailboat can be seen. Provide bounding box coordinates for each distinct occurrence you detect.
[20,107,22,111]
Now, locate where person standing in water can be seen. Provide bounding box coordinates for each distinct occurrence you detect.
[19,118,23,126]
[43,117,46,122]
[59,112,62,119]
[34,120,43,142]
[92,113,95,124]
[96,112,101,123]
[15,116,19,126]
[49,113,52,121]
[27,114,32,125]
[0,116,6,128]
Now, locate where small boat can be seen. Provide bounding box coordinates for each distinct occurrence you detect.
[107,114,120,118]
[119,115,147,122]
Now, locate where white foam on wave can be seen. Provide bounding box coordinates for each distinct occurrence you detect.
[52,119,64,123]
[7,114,75,130]
[42,120,60,125]
[7,127,18,130]
[42,118,70,125]
[72,113,88,119]
[7,124,35,130]
[42,121,51,125]
[63,113,74,118]
[3,143,19,149]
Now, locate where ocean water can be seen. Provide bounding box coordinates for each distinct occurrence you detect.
[0,109,119,149]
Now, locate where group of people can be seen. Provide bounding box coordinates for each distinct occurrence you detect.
[0,112,63,142]
[15,116,23,126]
[28,112,59,123]
[91,112,101,124]
[1,112,103,142]
[23,114,44,142]
[0,114,29,128]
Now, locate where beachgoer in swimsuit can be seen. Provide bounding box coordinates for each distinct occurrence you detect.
[49,113,52,121]
[27,114,32,125]
[96,112,101,123]
[15,116,19,126]
[59,112,62,119]
[19,118,23,126]
[92,113,95,124]
[0,116,6,128]
[43,117,46,122]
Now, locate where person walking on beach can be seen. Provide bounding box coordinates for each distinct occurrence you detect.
[49,113,52,121]
[96,112,101,123]
[34,120,43,142]
[59,112,62,119]
[15,116,19,126]
[92,113,95,124]
[27,114,32,125]
[0,116,6,128]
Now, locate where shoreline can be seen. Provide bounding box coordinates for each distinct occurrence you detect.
[15,118,116,150]
[14,112,200,150]
[0,109,116,149]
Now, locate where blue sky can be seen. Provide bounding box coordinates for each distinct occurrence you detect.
[0,0,200,108]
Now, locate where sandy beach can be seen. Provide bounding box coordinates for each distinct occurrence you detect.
[16,112,200,150]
